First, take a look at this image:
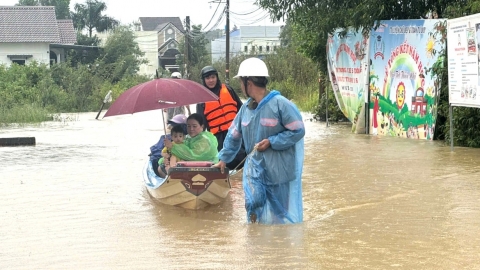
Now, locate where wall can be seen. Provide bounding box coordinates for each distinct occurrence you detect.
[0,43,50,67]
[210,26,283,62]
[135,31,159,77]
[211,36,242,62]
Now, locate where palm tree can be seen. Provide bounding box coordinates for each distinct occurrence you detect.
[71,0,119,38]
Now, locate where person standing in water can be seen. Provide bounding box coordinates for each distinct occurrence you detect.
[213,58,305,225]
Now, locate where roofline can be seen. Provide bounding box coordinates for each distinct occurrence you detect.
[156,22,184,34]
[50,44,99,50]
[158,38,179,51]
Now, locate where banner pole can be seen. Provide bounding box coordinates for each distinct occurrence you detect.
[326,85,329,127]
[364,35,371,135]
[449,104,454,151]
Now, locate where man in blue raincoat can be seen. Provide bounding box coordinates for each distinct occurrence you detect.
[213,57,305,225]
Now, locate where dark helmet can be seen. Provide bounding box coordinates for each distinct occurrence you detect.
[201,66,218,79]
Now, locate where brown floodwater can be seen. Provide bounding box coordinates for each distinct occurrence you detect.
[1,111,480,269]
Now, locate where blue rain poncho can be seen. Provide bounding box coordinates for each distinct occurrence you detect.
[219,90,305,224]
[171,131,219,163]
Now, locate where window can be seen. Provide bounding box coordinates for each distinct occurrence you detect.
[165,27,175,41]
[273,46,277,51]
[259,46,263,52]
[244,46,248,52]
[7,54,32,64]
[266,46,270,52]
[12,59,25,65]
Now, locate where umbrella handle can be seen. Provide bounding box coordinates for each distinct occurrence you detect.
[162,110,167,136]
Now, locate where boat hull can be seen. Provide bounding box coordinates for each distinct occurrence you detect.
[143,160,231,209]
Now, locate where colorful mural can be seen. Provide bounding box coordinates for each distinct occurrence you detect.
[368,19,444,140]
[327,29,370,133]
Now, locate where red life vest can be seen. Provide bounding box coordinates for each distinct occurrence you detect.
[204,84,238,134]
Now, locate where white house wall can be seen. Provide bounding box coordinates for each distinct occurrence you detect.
[0,43,50,67]
[211,37,281,62]
[135,31,159,77]
[240,38,281,53]
[211,37,242,62]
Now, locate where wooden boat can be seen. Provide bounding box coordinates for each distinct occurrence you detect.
[143,160,231,210]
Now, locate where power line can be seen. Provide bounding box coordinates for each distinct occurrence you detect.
[202,1,223,31]
[230,7,262,16]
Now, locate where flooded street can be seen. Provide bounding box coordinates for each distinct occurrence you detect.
[1,111,480,269]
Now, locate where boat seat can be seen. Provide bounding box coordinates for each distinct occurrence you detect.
[176,161,214,167]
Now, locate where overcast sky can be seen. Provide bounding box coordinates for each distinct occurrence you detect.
[3,0,284,30]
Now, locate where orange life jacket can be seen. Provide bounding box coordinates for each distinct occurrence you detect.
[204,84,238,134]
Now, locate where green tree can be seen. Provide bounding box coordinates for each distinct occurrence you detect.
[177,25,211,80]
[66,33,102,66]
[17,0,38,5]
[17,0,71,19]
[177,24,211,79]
[71,0,119,38]
[188,25,210,67]
[94,26,147,83]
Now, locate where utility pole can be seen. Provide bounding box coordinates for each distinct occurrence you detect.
[225,0,230,84]
[185,16,190,79]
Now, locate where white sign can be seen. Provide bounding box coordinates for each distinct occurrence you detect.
[447,14,480,107]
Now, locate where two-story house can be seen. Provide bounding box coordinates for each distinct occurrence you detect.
[136,17,185,73]
[0,6,81,67]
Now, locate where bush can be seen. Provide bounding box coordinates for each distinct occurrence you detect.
[0,104,51,126]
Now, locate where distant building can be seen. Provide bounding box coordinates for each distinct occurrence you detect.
[137,17,185,73]
[210,25,283,62]
[97,17,185,77]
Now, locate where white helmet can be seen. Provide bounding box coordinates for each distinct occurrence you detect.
[234,57,269,78]
[171,72,182,79]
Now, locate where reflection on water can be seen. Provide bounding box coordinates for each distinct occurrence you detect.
[1,112,480,269]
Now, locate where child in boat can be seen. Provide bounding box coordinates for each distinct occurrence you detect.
[158,124,186,175]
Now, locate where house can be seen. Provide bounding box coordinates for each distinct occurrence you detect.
[0,6,84,67]
[97,17,185,76]
[210,25,283,62]
[136,17,185,72]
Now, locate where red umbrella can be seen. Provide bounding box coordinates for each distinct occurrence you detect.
[104,78,218,117]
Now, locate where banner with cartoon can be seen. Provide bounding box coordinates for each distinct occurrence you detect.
[447,14,480,108]
[368,19,444,140]
[327,29,370,133]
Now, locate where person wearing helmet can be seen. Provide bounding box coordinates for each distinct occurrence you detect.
[213,57,305,225]
[165,71,191,120]
[196,65,246,170]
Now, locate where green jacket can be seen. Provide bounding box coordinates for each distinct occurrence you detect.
[170,131,219,162]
